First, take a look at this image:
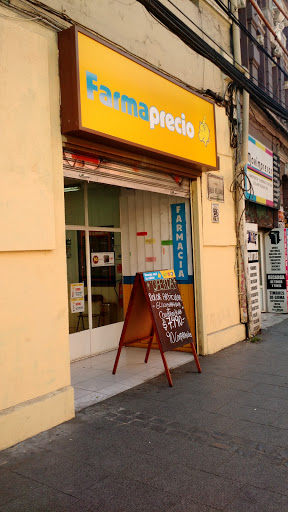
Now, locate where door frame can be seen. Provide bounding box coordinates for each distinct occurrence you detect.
[66,181,123,361]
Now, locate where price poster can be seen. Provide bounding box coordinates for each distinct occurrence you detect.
[71,283,84,298]
[70,282,84,313]
[70,298,84,313]
[143,271,193,352]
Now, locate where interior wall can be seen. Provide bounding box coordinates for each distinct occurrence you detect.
[121,188,196,344]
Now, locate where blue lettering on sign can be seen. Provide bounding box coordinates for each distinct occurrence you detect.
[171,203,188,281]
[85,71,196,138]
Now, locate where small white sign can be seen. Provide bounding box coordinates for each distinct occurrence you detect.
[207,174,224,202]
[211,203,219,223]
[70,297,84,313]
[71,282,84,299]
[91,252,115,267]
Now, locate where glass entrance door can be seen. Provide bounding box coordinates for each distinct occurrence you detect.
[89,230,123,354]
[64,179,124,361]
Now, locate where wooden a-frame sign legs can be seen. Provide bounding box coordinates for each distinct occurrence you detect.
[112,272,201,387]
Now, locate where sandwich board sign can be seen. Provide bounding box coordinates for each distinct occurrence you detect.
[112,270,201,386]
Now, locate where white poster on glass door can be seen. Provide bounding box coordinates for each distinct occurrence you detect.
[91,252,115,267]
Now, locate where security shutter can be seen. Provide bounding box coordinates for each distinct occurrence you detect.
[63,150,190,198]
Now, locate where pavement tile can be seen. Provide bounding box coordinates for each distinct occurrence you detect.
[156,437,233,472]
[218,376,255,392]
[78,476,179,512]
[148,398,238,431]
[224,485,288,512]
[0,445,50,471]
[260,396,288,413]
[226,419,288,447]
[25,427,147,468]
[272,413,288,428]
[167,498,219,512]
[251,383,288,400]
[1,318,288,512]
[0,469,44,507]
[214,452,288,496]
[9,450,110,497]
[241,372,287,386]
[223,390,266,407]
[144,462,243,509]
[0,486,85,512]
[164,388,238,411]
[216,402,282,426]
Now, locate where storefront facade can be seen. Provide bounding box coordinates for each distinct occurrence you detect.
[58,26,218,360]
[63,152,195,360]
[1,0,246,450]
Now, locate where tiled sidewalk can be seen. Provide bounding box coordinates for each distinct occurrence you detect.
[71,347,194,411]
[2,319,288,511]
[71,312,288,412]
[261,312,288,329]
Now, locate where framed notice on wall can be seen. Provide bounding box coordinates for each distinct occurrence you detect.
[207,174,224,202]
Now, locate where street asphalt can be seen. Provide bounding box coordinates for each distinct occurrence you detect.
[1,319,288,511]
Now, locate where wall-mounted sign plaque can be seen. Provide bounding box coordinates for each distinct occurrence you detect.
[207,174,224,202]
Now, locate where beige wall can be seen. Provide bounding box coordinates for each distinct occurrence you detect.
[192,107,246,354]
[0,0,244,449]
[0,11,74,450]
[41,0,244,351]
[37,0,231,95]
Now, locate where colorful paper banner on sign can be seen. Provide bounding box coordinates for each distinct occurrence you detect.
[143,270,175,281]
[171,203,188,281]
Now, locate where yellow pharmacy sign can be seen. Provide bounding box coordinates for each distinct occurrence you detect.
[59,27,217,168]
